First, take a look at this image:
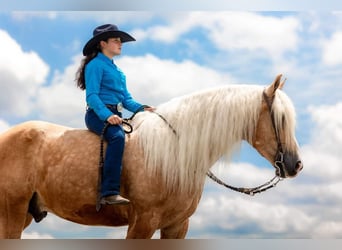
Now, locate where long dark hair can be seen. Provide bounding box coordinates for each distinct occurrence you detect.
[75,50,98,90]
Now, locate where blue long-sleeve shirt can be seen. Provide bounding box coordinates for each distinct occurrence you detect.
[85,52,143,121]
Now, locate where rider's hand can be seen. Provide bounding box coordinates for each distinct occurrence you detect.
[144,106,156,112]
[107,114,122,125]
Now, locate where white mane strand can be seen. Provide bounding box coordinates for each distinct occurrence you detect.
[133,85,296,193]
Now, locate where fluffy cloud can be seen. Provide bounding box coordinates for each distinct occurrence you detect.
[190,194,315,238]
[0,119,10,133]
[35,55,85,127]
[0,29,49,118]
[117,54,235,105]
[21,231,54,239]
[322,31,342,66]
[31,53,234,128]
[302,102,342,180]
[189,162,314,238]
[132,12,301,58]
[190,101,342,238]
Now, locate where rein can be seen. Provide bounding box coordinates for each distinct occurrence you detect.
[96,91,286,211]
[207,90,285,196]
[207,170,282,196]
[96,105,171,211]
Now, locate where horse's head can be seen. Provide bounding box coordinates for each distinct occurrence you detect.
[252,74,303,178]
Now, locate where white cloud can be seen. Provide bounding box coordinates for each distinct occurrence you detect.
[210,162,276,187]
[0,29,49,118]
[204,12,300,55]
[0,30,48,84]
[194,194,314,236]
[21,231,54,239]
[190,160,315,238]
[106,226,160,239]
[0,119,10,133]
[322,31,342,66]
[190,101,342,238]
[117,54,235,106]
[106,226,129,239]
[312,221,342,238]
[32,53,233,127]
[35,55,85,127]
[131,13,198,43]
[301,102,342,180]
[132,12,301,59]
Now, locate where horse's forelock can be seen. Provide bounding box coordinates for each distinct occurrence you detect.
[272,90,298,152]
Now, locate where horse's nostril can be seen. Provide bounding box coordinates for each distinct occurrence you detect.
[295,161,303,172]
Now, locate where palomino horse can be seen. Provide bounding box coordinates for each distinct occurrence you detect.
[0,74,302,238]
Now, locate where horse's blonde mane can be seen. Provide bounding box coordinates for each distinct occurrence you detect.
[133,85,296,193]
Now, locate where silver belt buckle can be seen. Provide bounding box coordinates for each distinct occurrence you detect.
[117,102,123,112]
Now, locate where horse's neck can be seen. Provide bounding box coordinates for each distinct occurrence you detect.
[172,86,261,171]
[136,86,262,193]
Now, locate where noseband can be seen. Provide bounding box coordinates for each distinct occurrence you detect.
[262,90,286,178]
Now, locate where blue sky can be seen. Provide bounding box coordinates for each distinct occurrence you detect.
[0,11,342,239]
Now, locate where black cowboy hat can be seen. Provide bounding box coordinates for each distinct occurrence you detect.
[82,24,135,56]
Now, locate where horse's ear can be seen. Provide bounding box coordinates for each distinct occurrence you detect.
[278,77,287,90]
[265,74,284,98]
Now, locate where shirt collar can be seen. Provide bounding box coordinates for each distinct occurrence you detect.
[97,52,114,65]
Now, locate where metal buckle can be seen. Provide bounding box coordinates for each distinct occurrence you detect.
[117,102,123,112]
[274,151,285,177]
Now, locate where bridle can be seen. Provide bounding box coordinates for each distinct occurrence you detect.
[262,90,287,178]
[207,89,286,196]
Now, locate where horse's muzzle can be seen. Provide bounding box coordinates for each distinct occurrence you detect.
[295,160,304,173]
[275,160,303,178]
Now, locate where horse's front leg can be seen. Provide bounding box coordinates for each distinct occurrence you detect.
[160,218,189,239]
[125,211,158,239]
[0,201,29,239]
